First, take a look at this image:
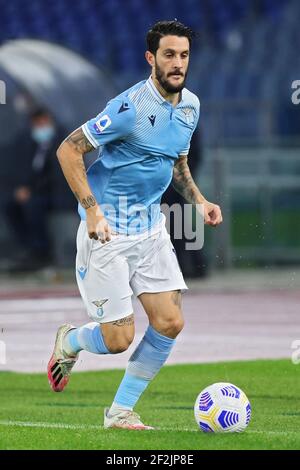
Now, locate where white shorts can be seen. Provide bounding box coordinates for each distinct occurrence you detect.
[75,216,187,323]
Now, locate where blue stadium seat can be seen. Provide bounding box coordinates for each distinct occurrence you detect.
[1,0,298,139]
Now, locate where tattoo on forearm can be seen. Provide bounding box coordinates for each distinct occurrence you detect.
[112,314,134,327]
[65,127,95,154]
[172,156,204,204]
[171,290,181,308]
[74,191,96,209]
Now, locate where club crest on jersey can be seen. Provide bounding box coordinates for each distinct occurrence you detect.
[93,115,112,133]
[182,108,194,125]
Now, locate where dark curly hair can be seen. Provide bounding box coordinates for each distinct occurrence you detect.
[146,20,194,55]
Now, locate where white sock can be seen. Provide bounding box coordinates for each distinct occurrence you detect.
[108,402,132,417]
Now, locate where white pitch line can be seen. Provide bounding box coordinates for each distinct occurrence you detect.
[0,420,102,431]
[0,420,204,432]
[0,420,299,436]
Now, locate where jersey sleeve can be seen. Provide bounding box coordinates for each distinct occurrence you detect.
[179,98,200,156]
[81,97,136,148]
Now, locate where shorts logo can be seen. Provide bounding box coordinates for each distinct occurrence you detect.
[92,299,108,319]
[93,115,112,133]
[77,266,87,280]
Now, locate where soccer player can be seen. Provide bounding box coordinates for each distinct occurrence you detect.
[47,20,222,430]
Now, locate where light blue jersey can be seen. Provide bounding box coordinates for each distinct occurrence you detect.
[81,76,200,234]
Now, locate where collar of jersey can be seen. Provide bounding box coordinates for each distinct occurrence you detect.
[146,76,166,104]
[146,76,186,108]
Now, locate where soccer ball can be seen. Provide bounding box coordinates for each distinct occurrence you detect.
[194,382,251,433]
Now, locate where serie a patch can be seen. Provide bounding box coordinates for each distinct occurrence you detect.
[93,115,112,133]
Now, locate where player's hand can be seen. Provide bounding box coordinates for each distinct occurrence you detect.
[203,201,223,227]
[86,206,113,243]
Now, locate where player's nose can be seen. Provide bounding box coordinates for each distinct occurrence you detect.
[170,54,184,69]
[173,58,183,69]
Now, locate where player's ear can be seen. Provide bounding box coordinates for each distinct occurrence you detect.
[145,50,155,67]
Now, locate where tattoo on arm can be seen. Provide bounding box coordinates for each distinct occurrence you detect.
[74,193,97,209]
[65,127,95,154]
[57,128,98,209]
[172,156,205,204]
[66,137,96,208]
[112,314,134,327]
[171,290,181,308]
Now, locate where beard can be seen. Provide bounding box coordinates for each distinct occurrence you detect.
[155,61,187,94]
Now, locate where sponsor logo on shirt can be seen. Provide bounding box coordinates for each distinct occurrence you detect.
[148,114,156,126]
[118,102,130,113]
[93,115,112,133]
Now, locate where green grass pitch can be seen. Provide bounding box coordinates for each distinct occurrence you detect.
[0,359,299,450]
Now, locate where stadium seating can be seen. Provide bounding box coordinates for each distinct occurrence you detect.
[0,0,299,139]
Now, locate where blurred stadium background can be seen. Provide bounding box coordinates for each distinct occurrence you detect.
[0,0,299,374]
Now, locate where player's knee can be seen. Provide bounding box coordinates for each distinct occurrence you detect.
[101,313,135,354]
[155,316,184,338]
[104,327,135,354]
[170,317,184,337]
[106,335,134,354]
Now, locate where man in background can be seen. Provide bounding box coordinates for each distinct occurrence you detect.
[5,108,60,271]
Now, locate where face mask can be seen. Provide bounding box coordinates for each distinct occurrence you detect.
[31,126,55,144]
